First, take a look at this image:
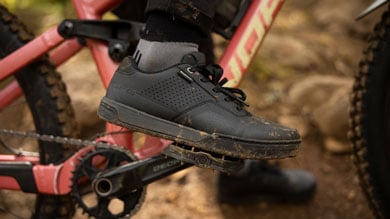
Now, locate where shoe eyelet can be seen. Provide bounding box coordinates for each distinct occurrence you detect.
[224,97,230,101]
[236,106,242,111]
[200,78,207,82]
[187,67,195,74]
[212,88,218,92]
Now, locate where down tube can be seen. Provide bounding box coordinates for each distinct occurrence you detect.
[219,0,284,87]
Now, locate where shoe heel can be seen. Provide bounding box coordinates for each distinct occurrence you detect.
[98,97,119,122]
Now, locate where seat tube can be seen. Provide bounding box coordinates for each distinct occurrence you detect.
[219,0,284,87]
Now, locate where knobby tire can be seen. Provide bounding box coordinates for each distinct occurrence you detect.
[350,7,390,219]
[0,5,78,219]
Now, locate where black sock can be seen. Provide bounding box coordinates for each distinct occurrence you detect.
[141,12,203,44]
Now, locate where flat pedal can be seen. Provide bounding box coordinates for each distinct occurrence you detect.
[162,144,244,173]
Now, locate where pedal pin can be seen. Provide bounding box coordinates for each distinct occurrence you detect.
[195,154,210,166]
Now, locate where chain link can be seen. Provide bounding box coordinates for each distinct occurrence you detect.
[0,128,119,151]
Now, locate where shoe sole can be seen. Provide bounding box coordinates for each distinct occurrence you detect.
[98,97,300,160]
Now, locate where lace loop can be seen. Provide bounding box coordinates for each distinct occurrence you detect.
[192,64,249,108]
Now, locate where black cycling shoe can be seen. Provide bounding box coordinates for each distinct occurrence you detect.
[98,52,301,160]
[216,161,316,204]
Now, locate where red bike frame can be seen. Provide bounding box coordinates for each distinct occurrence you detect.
[0,0,283,194]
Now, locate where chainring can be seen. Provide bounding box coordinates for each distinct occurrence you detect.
[71,145,146,219]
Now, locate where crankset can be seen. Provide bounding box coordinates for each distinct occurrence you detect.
[72,145,197,219]
[91,150,192,201]
[71,146,146,219]
[90,143,244,204]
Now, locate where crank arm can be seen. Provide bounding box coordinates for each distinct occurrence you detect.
[93,154,192,197]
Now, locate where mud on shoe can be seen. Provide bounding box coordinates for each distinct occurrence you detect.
[98,52,301,160]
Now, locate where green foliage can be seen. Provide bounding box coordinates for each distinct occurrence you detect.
[0,0,73,33]
[0,0,67,11]
[249,60,292,82]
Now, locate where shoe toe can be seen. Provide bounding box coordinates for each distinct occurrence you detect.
[240,117,301,143]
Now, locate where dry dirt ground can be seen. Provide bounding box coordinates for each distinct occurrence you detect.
[0,0,385,218]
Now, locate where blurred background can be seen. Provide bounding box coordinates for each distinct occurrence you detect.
[0,0,382,218]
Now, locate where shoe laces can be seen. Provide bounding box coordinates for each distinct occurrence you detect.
[191,64,249,109]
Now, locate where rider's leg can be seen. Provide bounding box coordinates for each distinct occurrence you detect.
[112,0,216,64]
[132,0,217,71]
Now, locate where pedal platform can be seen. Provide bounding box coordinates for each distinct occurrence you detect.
[162,144,244,173]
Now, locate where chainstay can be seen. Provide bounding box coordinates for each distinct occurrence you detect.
[0,129,119,150]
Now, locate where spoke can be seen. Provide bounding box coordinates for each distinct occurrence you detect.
[96,198,112,218]
[78,184,93,196]
[119,194,137,213]
[106,152,121,168]
[81,165,98,178]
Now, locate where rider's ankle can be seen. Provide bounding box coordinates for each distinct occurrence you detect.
[133,39,198,72]
[133,11,203,72]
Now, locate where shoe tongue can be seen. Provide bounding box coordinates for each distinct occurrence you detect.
[181,52,206,66]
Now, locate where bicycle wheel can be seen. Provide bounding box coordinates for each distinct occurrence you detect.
[0,5,78,219]
[350,8,390,219]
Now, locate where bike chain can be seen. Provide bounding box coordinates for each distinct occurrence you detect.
[0,128,145,218]
[0,128,116,150]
